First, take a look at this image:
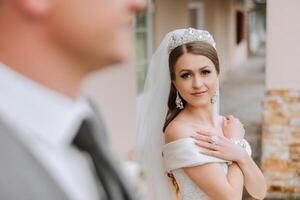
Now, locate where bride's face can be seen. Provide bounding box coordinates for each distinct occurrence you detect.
[173,53,218,108]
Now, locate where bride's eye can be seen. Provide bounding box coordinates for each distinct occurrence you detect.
[180,72,192,79]
[201,70,211,76]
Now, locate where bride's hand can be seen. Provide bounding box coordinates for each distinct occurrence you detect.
[191,131,248,163]
[222,115,245,140]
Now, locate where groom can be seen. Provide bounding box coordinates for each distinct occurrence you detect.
[0,0,144,200]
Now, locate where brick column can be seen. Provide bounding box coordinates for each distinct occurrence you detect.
[262,90,300,198]
[262,0,300,198]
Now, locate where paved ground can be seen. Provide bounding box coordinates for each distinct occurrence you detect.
[219,52,266,199]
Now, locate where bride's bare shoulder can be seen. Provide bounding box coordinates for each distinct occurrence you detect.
[164,118,193,144]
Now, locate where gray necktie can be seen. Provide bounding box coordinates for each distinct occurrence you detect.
[73,104,135,200]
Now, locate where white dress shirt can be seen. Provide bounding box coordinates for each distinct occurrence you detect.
[0,63,101,200]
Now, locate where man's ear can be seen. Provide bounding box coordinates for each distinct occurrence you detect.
[12,0,50,18]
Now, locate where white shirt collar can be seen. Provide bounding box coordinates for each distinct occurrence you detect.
[0,62,93,147]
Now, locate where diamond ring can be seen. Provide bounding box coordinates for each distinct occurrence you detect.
[211,135,219,145]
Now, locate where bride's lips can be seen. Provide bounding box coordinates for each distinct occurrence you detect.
[191,91,208,97]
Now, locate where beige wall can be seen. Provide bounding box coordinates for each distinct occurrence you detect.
[152,0,189,48]
[199,0,250,79]
[82,62,136,158]
[201,0,232,78]
[152,0,251,79]
[266,0,300,90]
[232,41,248,67]
[229,0,250,69]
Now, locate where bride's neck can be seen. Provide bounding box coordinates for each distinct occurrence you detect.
[184,104,217,127]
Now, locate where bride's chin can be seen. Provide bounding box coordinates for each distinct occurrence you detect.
[187,101,210,108]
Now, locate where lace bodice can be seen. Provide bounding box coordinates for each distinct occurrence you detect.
[162,138,228,200]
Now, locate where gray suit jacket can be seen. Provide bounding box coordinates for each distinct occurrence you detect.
[0,117,70,200]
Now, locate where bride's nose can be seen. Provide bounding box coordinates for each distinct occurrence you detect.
[192,76,204,89]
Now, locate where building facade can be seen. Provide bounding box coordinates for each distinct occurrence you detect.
[262,0,300,198]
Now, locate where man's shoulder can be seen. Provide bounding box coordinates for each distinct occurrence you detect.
[0,115,70,200]
[0,115,18,141]
[0,114,33,164]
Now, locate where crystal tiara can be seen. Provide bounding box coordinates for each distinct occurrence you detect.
[168,28,216,53]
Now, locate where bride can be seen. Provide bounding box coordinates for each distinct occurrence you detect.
[136,28,266,200]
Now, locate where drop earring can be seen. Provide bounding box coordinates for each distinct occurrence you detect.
[175,91,184,109]
[211,91,217,104]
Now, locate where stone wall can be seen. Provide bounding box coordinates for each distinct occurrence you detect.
[262,90,300,199]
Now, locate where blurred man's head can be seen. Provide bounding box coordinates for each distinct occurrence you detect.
[46,0,145,69]
[0,0,145,71]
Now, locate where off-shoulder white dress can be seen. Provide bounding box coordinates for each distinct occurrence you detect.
[162,138,228,200]
[163,137,252,200]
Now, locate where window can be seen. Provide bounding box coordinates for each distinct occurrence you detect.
[236,11,245,44]
[135,9,152,93]
[188,2,205,29]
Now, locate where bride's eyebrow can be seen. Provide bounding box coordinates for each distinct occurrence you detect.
[179,66,211,73]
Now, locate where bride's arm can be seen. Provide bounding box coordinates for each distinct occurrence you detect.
[165,124,244,200]
[225,116,267,200]
[235,153,267,200]
[196,135,267,200]
[184,162,243,200]
[193,116,267,200]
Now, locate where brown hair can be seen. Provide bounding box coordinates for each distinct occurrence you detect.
[163,41,220,194]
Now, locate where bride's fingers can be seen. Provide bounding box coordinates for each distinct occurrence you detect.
[195,140,219,151]
[191,134,211,143]
[193,134,226,144]
[227,115,234,121]
[221,118,227,130]
[223,117,228,126]
[195,130,212,136]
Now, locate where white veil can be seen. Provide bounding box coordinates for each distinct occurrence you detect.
[135,28,219,200]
